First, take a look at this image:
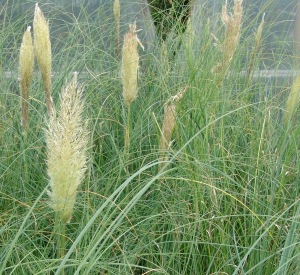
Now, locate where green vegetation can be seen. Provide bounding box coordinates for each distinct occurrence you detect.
[1,1,300,274]
[148,0,191,39]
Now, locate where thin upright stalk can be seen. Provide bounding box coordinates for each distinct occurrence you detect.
[55,216,66,275]
[124,104,131,154]
[247,13,265,82]
[33,4,54,116]
[114,0,120,59]
[59,221,66,260]
[123,104,131,175]
[121,22,143,168]
[19,26,34,131]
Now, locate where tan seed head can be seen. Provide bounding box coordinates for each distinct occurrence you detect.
[19,26,34,130]
[285,75,300,124]
[33,3,53,115]
[214,0,243,75]
[122,22,144,107]
[160,87,187,163]
[113,0,120,20]
[114,0,121,58]
[46,74,89,223]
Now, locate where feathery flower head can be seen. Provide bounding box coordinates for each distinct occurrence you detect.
[114,0,121,58]
[33,3,53,115]
[222,0,243,60]
[46,74,89,223]
[285,75,300,124]
[113,0,120,19]
[255,13,265,46]
[160,87,187,157]
[122,22,144,107]
[19,26,34,130]
[213,0,243,75]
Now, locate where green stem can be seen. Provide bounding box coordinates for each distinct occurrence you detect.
[124,104,131,175]
[55,216,66,274]
[21,131,29,191]
[124,104,131,155]
[60,222,66,259]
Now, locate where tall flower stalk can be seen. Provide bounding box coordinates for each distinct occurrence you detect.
[114,0,120,59]
[19,26,34,131]
[45,73,89,260]
[285,75,300,125]
[33,3,54,115]
[247,13,265,81]
[46,73,88,224]
[159,87,187,170]
[121,22,143,153]
[213,0,243,82]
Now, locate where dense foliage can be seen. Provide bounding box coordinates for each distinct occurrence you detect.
[1,1,300,274]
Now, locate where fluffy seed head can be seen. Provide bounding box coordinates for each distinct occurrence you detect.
[254,13,265,47]
[214,0,243,74]
[122,23,143,106]
[160,103,176,153]
[185,18,194,48]
[46,74,89,223]
[33,3,53,115]
[19,26,34,130]
[113,0,120,19]
[160,87,187,161]
[114,0,121,58]
[246,13,265,81]
[285,75,300,124]
[223,0,243,63]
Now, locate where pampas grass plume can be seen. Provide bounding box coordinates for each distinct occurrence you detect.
[254,13,265,47]
[247,13,265,80]
[213,0,243,75]
[19,26,34,130]
[285,75,300,124]
[114,0,121,58]
[160,103,176,154]
[159,87,187,164]
[222,0,243,64]
[33,3,54,115]
[122,22,144,107]
[46,74,89,223]
[113,0,120,20]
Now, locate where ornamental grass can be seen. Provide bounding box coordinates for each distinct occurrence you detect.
[33,3,54,115]
[19,26,34,131]
[46,74,89,224]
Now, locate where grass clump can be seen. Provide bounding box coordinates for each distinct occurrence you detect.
[1,1,300,274]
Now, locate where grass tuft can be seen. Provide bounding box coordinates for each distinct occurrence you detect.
[1,1,300,274]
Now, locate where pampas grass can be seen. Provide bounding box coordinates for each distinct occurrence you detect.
[19,26,34,131]
[247,13,265,81]
[285,74,300,124]
[213,0,243,77]
[2,2,300,274]
[122,22,143,107]
[45,73,88,266]
[159,87,187,167]
[114,0,120,58]
[33,3,54,115]
[46,73,89,224]
[122,22,143,154]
